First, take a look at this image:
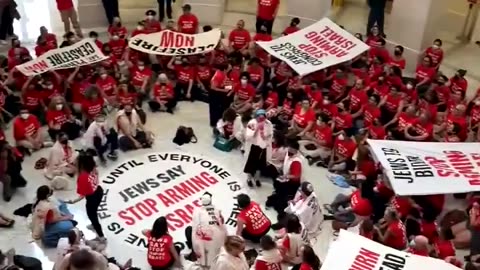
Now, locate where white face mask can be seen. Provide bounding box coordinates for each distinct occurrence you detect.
[138,66,145,71]
[46,85,53,90]
[475,100,480,106]
[100,74,107,79]
[406,84,413,90]
[338,134,345,140]
[137,26,144,30]
[20,113,29,120]
[240,79,248,86]
[432,44,440,49]
[112,35,119,41]
[118,60,125,66]
[147,15,154,20]
[175,60,182,65]
[323,99,330,105]
[56,104,63,110]
[316,120,322,125]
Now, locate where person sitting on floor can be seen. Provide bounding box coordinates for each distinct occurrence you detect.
[215,108,238,140]
[298,113,333,166]
[116,104,153,151]
[83,114,118,164]
[13,107,52,152]
[236,193,271,243]
[45,132,77,189]
[149,73,176,113]
[46,96,82,141]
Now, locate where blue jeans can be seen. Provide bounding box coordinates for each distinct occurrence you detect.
[42,201,74,247]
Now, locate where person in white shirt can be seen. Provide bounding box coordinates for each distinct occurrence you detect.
[261,131,287,180]
[116,104,153,151]
[83,114,118,164]
[211,235,249,270]
[276,214,309,268]
[45,132,77,190]
[243,109,273,187]
[185,192,226,268]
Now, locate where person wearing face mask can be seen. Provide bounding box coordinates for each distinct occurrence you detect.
[39,26,58,49]
[388,45,406,70]
[127,60,152,103]
[107,17,126,39]
[168,56,196,101]
[144,10,162,33]
[228,20,251,55]
[107,33,126,59]
[298,114,333,166]
[59,32,76,48]
[290,97,315,138]
[449,69,468,94]
[244,109,273,187]
[95,70,117,105]
[231,72,255,114]
[46,96,81,141]
[469,98,480,139]
[282,17,300,36]
[196,55,212,98]
[83,114,118,164]
[422,38,444,70]
[365,25,382,47]
[329,67,348,101]
[54,0,83,38]
[13,107,52,152]
[116,104,153,151]
[45,132,77,187]
[184,192,227,267]
[131,21,146,37]
[149,73,176,113]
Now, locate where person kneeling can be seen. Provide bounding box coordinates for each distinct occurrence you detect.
[45,133,77,189]
[236,193,271,243]
[116,105,153,151]
[149,73,176,114]
[84,114,118,164]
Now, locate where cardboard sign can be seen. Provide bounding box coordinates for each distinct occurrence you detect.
[368,139,480,195]
[321,230,460,270]
[128,29,222,56]
[256,18,369,76]
[16,39,107,76]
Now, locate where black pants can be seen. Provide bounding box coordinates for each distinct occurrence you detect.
[185,226,193,250]
[243,144,267,176]
[158,0,173,21]
[101,0,120,25]
[86,186,104,237]
[0,5,13,40]
[208,91,228,127]
[48,122,82,141]
[93,129,118,159]
[241,226,270,243]
[148,99,177,112]
[119,131,150,151]
[367,7,385,34]
[269,181,300,215]
[256,17,274,34]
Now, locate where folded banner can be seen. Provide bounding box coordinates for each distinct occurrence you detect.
[368,139,480,195]
[321,230,460,270]
[128,29,222,56]
[256,18,369,76]
[16,39,107,76]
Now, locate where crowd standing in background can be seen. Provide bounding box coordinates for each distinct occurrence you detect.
[1,0,480,269]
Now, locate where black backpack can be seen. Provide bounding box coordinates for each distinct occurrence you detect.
[13,255,42,270]
[173,126,197,146]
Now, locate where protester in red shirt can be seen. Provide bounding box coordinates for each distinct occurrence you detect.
[365,26,382,47]
[416,56,436,88]
[66,153,105,241]
[82,86,105,126]
[282,18,300,35]
[348,79,369,118]
[55,0,83,37]
[108,17,128,39]
[149,73,176,114]
[422,39,444,69]
[21,77,47,116]
[236,193,271,243]
[329,133,356,173]
[131,21,146,37]
[363,95,382,128]
[129,59,152,95]
[34,36,52,57]
[142,217,182,269]
[376,208,407,250]
[368,38,390,63]
[96,69,117,104]
[299,114,333,164]
[13,107,47,151]
[449,69,468,94]
[433,228,456,259]
[144,10,162,33]
[333,101,353,135]
[177,4,198,34]
[404,112,433,141]
[254,235,283,270]
[232,72,256,114]
[117,82,137,107]
[196,55,212,94]
[256,0,280,34]
[108,34,126,59]
[229,20,251,55]
[39,26,57,49]
[379,85,405,127]
[46,96,81,141]
[168,57,196,101]
[291,97,315,137]
[246,57,265,91]
[389,45,406,70]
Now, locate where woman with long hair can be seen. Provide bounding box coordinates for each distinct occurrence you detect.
[142,217,181,270]
[297,245,321,270]
[66,152,105,242]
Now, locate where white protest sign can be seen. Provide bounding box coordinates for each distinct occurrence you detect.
[16,39,107,76]
[128,29,222,55]
[321,230,461,270]
[256,18,369,76]
[98,152,244,255]
[368,139,480,195]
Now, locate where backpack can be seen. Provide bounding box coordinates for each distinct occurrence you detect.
[173,126,197,146]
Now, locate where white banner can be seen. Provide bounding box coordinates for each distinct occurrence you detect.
[368,139,480,195]
[321,230,460,270]
[256,18,369,76]
[128,29,222,56]
[16,39,107,76]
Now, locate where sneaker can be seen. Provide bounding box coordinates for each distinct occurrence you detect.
[86,224,95,231]
[247,179,254,187]
[323,214,335,221]
[106,152,118,160]
[255,179,262,187]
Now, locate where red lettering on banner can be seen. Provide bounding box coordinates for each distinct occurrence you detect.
[300,26,357,59]
[160,31,194,47]
[349,247,380,270]
[118,171,219,225]
[23,60,49,73]
[425,151,480,185]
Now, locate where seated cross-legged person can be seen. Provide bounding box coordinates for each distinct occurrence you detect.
[298,113,333,166]
[45,132,77,188]
[231,72,255,114]
[82,86,105,129]
[14,107,52,152]
[328,132,357,173]
[289,96,315,138]
[116,104,153,151]
[84,114,118,164]
[46,96,81,141]
[149,73,176,113]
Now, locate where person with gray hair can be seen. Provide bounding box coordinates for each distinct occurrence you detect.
[148,73,177,114]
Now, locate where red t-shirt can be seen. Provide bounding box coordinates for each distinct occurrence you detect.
[117,91,136,106]
[293,106,315,128]
[264,91,278,108]
[22,90,44,111]
[145,231,174,267]
[71,80,91,103]
[368,125,386,139]
[307,89,323,109]
[313,125,333,147]
[35,45,51,57]
[288,160,302,181]
[350,190,373,217]
[420,220,438,242]
[153,83,174,100]
[283,26,299,35]
[385,220,406,250]
[108,39,127,59]
[363,105,381,127]
[55,0,73,10]
[108,25,128,39]
[234,83,256,101]
[320,103,338,119]
[196,65,212,82]
[349,89,368,112]
[255,260,282,270]
[369,81,389,97]
[247,65,264,84]
[446,114,468,141]
[334,138,356,159]
[434,239,456,259]
[425,47,444,67]
[76,170,99,196]
[238,202,271,235]
[407,247,429,257]
[410,119,433,141]
[175,66,196,84]
[13,115,41,141]
[416,65,436,82]
[229,29,251,50]
[334,113,353,130]
[177,13,199,34]
[397,113,415,132]
[330,77,347,99]
[96,75,117,97]
[299,263,313,270]
[450,77,468,94]
[390,196,412,218]
[130,67,152,87]
[82,98,104,120]
[257,0,280,20]
[145,20,162,33]
[470,105,480,126]
[384,94,402,113]
[46,109,70,126]
[44,33,57,48]
[388,57,406,70]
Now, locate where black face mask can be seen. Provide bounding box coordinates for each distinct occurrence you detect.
[125,111,132,116]
[104,50,111,55]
